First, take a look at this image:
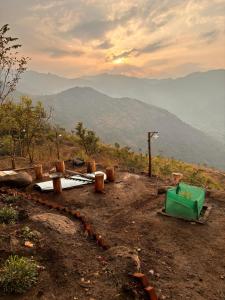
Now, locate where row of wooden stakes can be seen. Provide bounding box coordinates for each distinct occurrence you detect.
[34,160,115,194]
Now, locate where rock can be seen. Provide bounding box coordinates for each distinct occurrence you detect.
[0,171,32,187]
[106,245,141,271]
[10,237,20,252]
[30,213,78,235]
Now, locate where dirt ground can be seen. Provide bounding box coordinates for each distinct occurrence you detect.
[0,170,225,300]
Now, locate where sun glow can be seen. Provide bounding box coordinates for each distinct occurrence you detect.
[112,57,126,64]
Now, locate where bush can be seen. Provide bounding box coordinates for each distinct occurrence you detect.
[75,122,99,155]
[0,207,18,224]
[0,255,38,294]
[1,194,22,204]
[20,226,39,242]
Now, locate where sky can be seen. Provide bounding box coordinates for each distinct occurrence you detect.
[1,0,225,78]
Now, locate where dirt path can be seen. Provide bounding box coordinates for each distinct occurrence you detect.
[0,172,225,299]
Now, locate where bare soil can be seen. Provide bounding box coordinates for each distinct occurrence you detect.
[0,171,225,300]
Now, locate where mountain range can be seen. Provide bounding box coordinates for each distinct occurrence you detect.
[17,86,224,170]
[18,70,225,144]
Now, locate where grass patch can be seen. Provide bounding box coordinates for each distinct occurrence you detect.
[0,207,18,224]
[0,255,38,294]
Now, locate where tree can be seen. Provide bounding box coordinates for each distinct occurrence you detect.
[0,97,52,162]
[0,24,29,104]
[75,122,99,155]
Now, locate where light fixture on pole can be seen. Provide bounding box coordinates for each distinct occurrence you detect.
[148,131,159,177]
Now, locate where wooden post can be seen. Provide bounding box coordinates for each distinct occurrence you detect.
[87,160,96,173]
[55,160,65,173]
[53,176,62,194]
[95,173,104,193]
[106,167,115,182]
[148,131,158,177]
[148,132,151,177]
[34,164,43,180]
[172,172,183,185]
[11,158,16,169]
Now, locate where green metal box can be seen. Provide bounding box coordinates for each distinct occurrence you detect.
[165,183,205,220]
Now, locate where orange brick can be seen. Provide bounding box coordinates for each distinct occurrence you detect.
[144,286,158,300]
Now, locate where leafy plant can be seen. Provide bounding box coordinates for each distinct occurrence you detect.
[0,255,38,294]
[20,226,39,242]
[75,122,99,155]
[0,207,18,224]
[1,194,22,204]
[0,24,29,105]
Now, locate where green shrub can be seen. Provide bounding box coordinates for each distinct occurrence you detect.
[0,207,18,224]
[1,194,22,204]
[0,255,38,294]
[20,226,39,242]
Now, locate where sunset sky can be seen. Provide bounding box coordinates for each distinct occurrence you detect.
[1,0,225,78]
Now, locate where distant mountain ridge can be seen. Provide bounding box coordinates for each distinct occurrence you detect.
[18,69,225,144]
[24,86,225,170]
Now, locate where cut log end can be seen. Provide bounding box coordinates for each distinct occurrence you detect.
[95,173,104,193]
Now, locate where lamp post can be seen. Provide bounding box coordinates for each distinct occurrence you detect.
[148,131,159,177]
[56,132,62,160]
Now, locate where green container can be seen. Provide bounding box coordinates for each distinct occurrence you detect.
[165,183,205,220]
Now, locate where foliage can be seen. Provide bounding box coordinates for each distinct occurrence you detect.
[20,226,39,242]
[0,97,52,162]
[0,255,38,294]
[0,207,18,224]
[75,122,99,155]
[0,24,29,104]
[1,194,22,204]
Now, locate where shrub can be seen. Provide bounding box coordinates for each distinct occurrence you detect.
[20,226,39,242]
[1,194,22,204]
[0,255,38,294]
[75,122,99,155]
[0,207,18,224]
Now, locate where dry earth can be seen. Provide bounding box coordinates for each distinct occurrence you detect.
[0,171,225,300]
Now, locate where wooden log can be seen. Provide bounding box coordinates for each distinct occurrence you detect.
[55,160,65,173]
[66,169,94,180]
[11,158,16,169]
[172,172,183,185]
[106,167,115,182]
[95,173,104,193]
[53,176,62,194]
[87,160,96,173]
[34,164,43,180]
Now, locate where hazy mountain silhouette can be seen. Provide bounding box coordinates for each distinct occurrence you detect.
[18,69,225,144]
[25,86,225,170]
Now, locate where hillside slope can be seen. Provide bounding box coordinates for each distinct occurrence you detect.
[18,70,225,143]
[31,87,225,170]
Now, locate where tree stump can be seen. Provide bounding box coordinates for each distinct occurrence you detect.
[172,172,183,185]
[95,173,104,193]
[34,164,43,180]
[106,167,115,182]
[52,176,62,194]
[55,160,65,173]
[87,160,96,173]
[11,158,16,169]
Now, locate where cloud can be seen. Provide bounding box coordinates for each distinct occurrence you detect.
[0,0,224,78]
[200,30,219,43]
[69,5,138,41]
[108,49,138,62]
[42,47,84,58]
[97,40,114,49]
[138,40,172,54]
